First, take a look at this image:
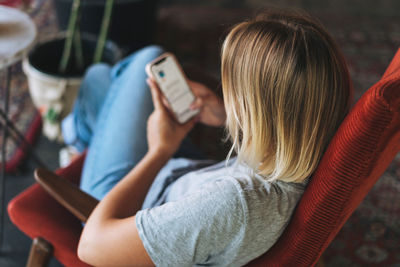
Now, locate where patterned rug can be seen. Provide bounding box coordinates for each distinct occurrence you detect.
[0,0,58,172]
[318,13,400,267]
[0,65,41,173]
[323,158,400,266]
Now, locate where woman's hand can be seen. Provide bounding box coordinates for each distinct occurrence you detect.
[188,80,226,127]
[146,78,197,158]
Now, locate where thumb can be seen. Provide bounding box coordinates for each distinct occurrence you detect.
[147,78,166,111]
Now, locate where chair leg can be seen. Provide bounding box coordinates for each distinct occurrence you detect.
[27,237,53,267]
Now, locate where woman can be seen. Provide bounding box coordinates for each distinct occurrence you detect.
[67,9,352,266]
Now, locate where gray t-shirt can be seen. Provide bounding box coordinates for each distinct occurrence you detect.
[135,157,307,267]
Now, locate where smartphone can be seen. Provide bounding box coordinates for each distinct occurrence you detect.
[146,52,199,124]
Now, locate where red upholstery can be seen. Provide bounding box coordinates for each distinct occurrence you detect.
[7,49,400,267]
[0,0,32,8]
[248,48,400,266]
[8,153,89,267]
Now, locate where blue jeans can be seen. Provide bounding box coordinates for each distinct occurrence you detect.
[62,45,205,200]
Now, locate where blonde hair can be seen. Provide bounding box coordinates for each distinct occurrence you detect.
[221,10,352,183]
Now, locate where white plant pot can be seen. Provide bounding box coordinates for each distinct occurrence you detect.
[23,34,121,141]
[23,58,82,141]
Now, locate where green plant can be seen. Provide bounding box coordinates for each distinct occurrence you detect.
[59,0,115,74]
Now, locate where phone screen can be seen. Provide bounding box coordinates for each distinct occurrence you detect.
[151,56,195,116]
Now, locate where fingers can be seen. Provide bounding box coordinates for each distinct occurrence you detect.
[190,97,203,110]
[162,97,172,110]
[147,77,199,131]
[187,80,209,96]
[146,78,166,111]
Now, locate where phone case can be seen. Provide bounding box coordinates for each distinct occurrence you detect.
[145,53,199,124]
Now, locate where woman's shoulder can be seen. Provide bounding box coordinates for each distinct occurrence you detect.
[182,160,307,225]
[210,165,307,265]
[177,163,307,266]
[137,160,307,266]
[221,161,307,195]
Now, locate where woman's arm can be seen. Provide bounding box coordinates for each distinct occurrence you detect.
[78,151,168,266]
[78,78,197,266]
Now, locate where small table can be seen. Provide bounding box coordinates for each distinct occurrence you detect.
[0,5,45,249]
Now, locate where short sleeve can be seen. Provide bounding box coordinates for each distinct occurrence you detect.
[135,178,246,267]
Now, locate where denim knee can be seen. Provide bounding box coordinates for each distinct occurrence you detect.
[80,63,112,99]
[111,45,165,78]
[137,45,165,60]
[85,63,112,82]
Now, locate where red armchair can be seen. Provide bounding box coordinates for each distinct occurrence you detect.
[8,48,400,267]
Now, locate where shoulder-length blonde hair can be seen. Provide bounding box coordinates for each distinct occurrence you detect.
[221,10,352,183]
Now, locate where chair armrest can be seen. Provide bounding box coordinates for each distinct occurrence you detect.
[34,168,99,223]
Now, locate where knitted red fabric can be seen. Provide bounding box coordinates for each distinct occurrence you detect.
[247,49,400,267]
